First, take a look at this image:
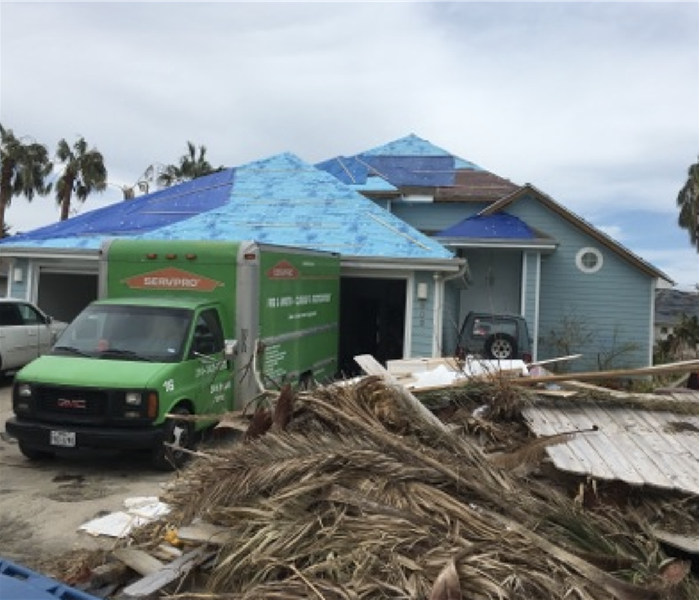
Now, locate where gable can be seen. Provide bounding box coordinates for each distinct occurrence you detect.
[482,185,670,281]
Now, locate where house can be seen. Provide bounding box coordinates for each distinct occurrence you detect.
[655,288,699,355]
[316,134,671,372]
[0,152,464,375]
[1,135,672,373]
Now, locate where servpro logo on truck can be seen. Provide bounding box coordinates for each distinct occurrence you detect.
[124,267,224,292]
[266,260,299,280]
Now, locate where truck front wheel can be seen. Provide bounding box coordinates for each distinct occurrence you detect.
[152,406,194,471]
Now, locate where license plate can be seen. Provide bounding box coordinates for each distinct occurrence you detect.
[50,430,76,447]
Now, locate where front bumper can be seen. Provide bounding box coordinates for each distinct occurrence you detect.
[5,417,163,452]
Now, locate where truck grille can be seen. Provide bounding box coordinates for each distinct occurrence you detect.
[36,387,108,417]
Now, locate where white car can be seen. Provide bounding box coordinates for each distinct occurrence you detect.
[0,298,68,376]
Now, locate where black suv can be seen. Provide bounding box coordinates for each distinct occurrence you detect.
[455,311,532,362]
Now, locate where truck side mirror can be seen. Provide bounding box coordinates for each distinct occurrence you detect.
[225,339,238,359]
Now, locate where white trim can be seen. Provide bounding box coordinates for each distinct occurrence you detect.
[405,274,415,358]
[341,257,463,273]
[520,253,528,315]
[439,241,557,251]
[533,253,541,361]
[432,271,444,357]
[0,249,100,261]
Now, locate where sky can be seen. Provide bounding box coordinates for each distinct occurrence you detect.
[1,1,697,290]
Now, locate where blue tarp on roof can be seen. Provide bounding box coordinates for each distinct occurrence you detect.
[0,153,453,260]
[141,153,453,259]
[437,213,537,239]
[316,133,482,190]
[5,169,234,247]
[314,156,371,186]
[363,134,482,171]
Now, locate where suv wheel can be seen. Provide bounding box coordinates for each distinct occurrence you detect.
[485,334,517,360]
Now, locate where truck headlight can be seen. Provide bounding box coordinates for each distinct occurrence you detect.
[125,392,142,406]
[17,384,33,398]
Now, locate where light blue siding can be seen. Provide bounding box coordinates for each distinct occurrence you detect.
[390,202,487,233]
[410,271,436,357]
[6,259,29,300]
[509,194,653,371]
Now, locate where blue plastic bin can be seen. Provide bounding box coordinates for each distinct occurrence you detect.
[0,557,100,600]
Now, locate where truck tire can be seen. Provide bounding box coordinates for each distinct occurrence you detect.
[484,334,517,360]
[18,442,55,461]
[152,406,194,471]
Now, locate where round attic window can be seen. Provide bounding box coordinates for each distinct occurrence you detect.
[576,247,603,274]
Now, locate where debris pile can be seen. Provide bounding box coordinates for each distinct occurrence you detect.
[71,371,698,599]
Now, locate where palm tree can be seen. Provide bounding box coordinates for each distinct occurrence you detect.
[677,159,699,252]
[54,137,108,221]
[0,124,53,236]
[154,141,222,188]
[674,313,699,358]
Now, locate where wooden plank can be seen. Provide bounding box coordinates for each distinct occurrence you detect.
[112,547,164,576]
[89,561,131,587]
[353,354,449,433]
[121,547,212,598]
[652,529,699,554]
[534,389,579,398]
[515,360,699,387]
[177,522,230,545]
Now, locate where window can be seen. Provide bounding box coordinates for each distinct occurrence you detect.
[192,309,224,356]
[17,303,44,325]
[0,304,23,326]
[576,247,603,274]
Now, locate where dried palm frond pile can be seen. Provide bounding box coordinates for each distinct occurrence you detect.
[157,376,696,600]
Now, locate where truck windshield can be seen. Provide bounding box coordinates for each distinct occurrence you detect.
[52,304,193,363]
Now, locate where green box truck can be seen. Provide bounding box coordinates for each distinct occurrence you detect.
[6,239,340,469]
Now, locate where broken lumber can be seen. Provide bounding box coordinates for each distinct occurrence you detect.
[113,548,164,577]
[119,547,212,599]
[515,359,699,386]
[353,354,449,433]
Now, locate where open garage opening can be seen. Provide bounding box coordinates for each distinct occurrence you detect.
[338,277,406,377]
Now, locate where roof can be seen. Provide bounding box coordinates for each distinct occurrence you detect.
[0,153,455,263]
[435,169,520,203]
[482,184,672,282]
[316,133,519,201]
[655,288,699,324]
[434,212,558,251]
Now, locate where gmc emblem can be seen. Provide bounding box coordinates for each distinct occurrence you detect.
[57,398,87,410]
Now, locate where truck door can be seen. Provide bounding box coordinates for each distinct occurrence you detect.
[191,308,233,415]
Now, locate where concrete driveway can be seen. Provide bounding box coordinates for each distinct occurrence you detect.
[0,377,174,569]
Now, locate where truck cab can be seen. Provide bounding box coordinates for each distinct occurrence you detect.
[10,297,232,470]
